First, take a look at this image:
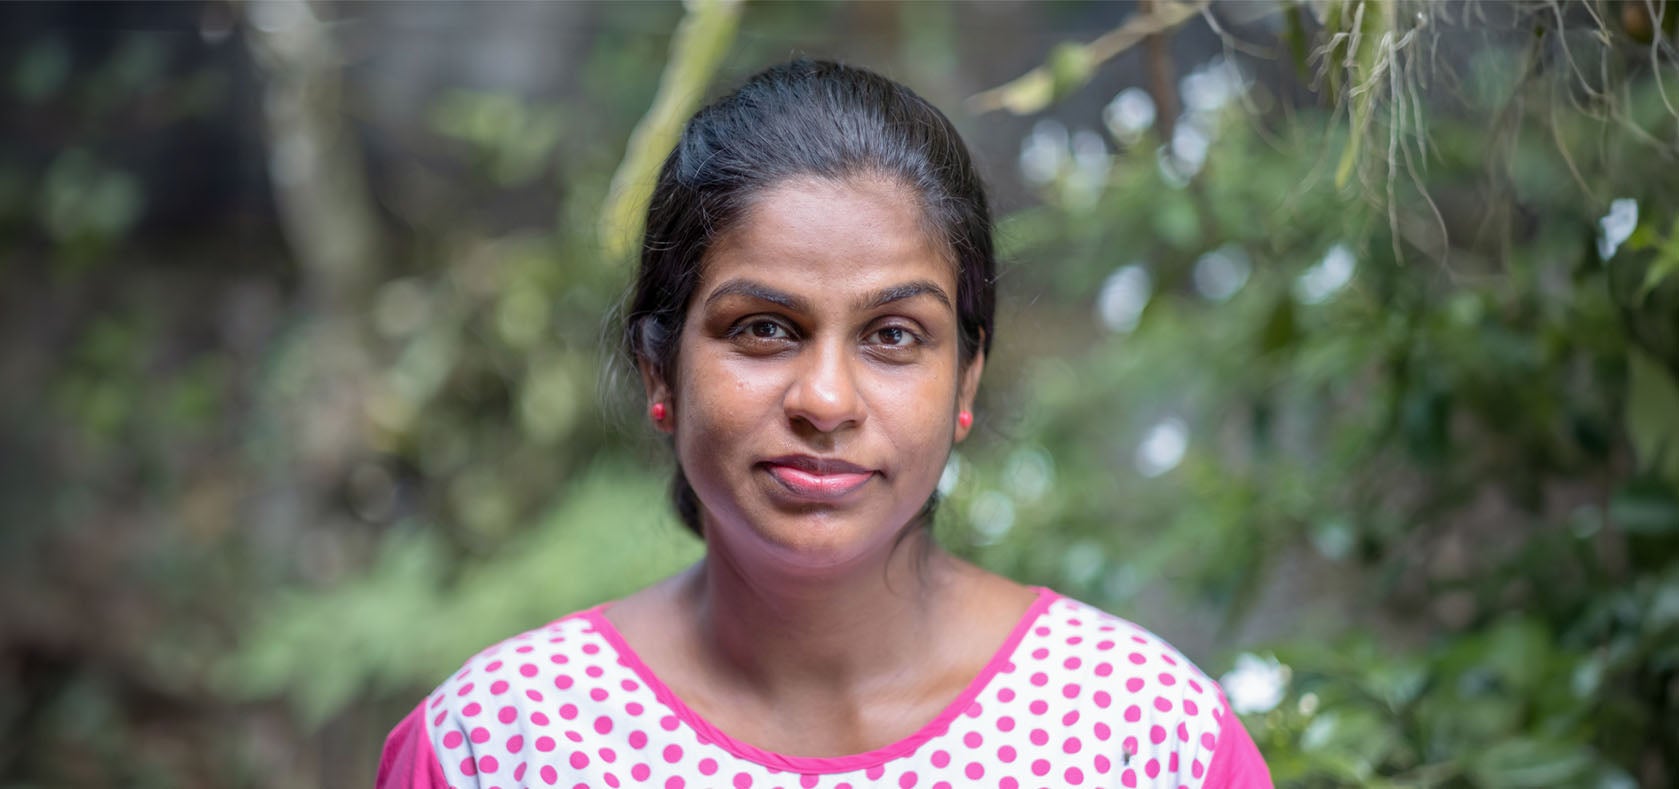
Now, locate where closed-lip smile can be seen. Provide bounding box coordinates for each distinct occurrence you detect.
[761,455,877,499]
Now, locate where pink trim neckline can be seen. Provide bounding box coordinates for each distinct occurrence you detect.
[582,585,1059,775]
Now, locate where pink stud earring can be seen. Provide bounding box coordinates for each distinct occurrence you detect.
[650,402,667,422]
[958,410,973,430]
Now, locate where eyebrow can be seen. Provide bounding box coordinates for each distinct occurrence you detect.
[702,278,954,313]
[859,280,954,311]
[703,280,810,312]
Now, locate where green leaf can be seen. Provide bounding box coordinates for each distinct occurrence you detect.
[1283,4,1313,82]
[1299,707,1402,779]
[1609,478,1679,537]
[1479,617,1553,693]
[1635,218,1679,300]
[1468,738,1597,788]
[1259,297,1299,355]
[1625,348,1679,487]
[1047,43,1095,101]
[1334,1,1391,190]
[981,67,1055,116]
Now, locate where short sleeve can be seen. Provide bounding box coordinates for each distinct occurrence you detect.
[376,702,451,789]
[1201,707,1273,788]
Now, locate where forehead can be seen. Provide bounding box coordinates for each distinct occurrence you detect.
[697,176,955,299]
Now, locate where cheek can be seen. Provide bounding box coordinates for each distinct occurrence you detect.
[868,372,958,450]
[674,355,778,439]
[872,362,958,407]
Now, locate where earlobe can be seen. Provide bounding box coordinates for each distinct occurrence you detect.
[953,406,976,442]
[638,358,675,434]
[953,347,985,442]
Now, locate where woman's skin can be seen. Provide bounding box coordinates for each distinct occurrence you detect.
[607,176,1038,758]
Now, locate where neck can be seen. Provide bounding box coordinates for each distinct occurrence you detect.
[686,528,957,699]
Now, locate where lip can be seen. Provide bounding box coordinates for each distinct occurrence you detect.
[761,455,877,500]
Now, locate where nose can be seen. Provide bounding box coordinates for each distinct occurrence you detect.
[784,337,865,434]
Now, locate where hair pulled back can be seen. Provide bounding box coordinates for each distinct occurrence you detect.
[623,59,997,536]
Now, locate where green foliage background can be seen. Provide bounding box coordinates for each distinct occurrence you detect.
[3,1,1678,787]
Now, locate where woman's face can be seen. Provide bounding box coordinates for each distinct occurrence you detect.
[648,176,983,572]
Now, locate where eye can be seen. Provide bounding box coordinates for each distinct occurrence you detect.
[748,319,788,340]
[724,316,796,347]
[868,325,920,348]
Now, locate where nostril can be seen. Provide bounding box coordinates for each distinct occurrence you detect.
[782,353,865,432]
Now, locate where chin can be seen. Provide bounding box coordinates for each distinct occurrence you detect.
[717,507,917,575]
[756,519,880,570]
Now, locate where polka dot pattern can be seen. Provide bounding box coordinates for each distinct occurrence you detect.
[419,594,1230,788]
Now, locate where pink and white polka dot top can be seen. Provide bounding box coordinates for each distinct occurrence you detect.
[377,588,1272,789]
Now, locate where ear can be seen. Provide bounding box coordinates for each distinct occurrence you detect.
[954,341,985,443]
[638,357,675,434]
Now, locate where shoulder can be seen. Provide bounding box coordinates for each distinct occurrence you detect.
[376,701,450,788]
[435,608,610,694]
[998,592,1269,787]
[376,611,605,789]
[428,606,628,723]
[1025,593,1223,712]
[404,608,642,786]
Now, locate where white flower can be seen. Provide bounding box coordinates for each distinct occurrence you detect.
[1019,120,1069,187]
[1065,129,1112,208]
[1096,264,1152,333]
[1135,417,1188,478]
[1193,245,1252,302]
[1221,652,1291,715]
[1169,119,1211,175]
[1598,198,1638,260]
[1103,88,1156,144]
[1295,243,1357,304]
[1181,57,1246,114]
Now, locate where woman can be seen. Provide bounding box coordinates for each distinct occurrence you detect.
[378,60,1272,789]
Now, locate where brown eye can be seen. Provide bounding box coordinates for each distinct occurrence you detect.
[728,317,793,344]
[868,325,920,348]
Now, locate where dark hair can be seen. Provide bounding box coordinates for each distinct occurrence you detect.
[623,59,997,536]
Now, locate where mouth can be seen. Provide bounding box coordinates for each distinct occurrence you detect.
[761,455,878,500]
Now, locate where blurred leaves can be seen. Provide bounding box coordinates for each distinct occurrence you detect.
[40,149,142,261]
[8,1,1679,786]
[429,91,564,187]
[959,1,1679,785]
[13,37,70,101]
[1626,349,1679,488]
[968,0,1210,116]
[598,0,743,261]
[222,468,700,728]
